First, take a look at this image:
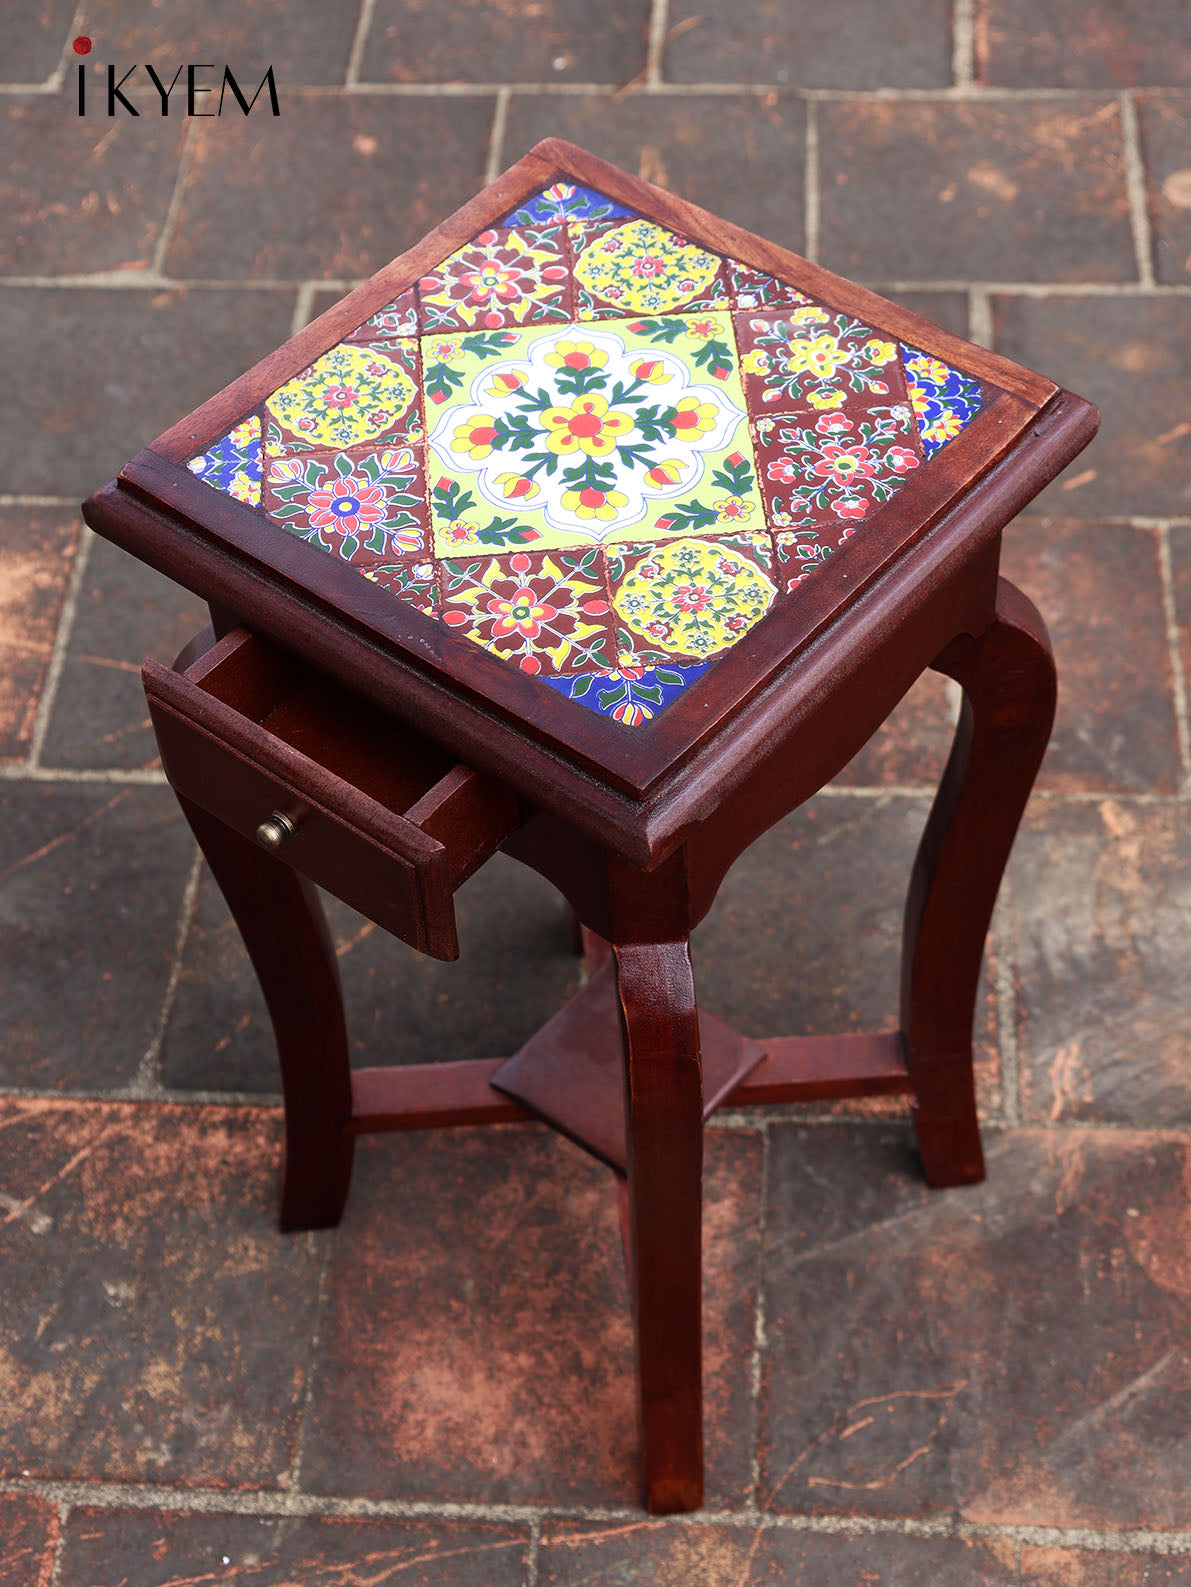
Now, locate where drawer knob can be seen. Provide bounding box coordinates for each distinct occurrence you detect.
[255,812,297,851]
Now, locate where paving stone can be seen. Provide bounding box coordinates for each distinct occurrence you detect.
[0,507,80,763]
[359,0,650,84]
[160,852,580,1093]
[1019,1547,1191,1584]
[691,792,1002,1115]
[0,287,295,499]
[1009,800,1191,1127]
[819,99,1135,284]
[873,287,972,341]
[58,1508,528,1586]
[539,1520,1019,1584]
[759,1121,1191,1526]
[76,0,361,87]
[0,94,186,276]
[1,783,195,1092]
[39,535,206,771]
[0,1099,323,1486]
[2,0,74,83]
[831,669,959,789]
[0,1493,58,1587]
[504,93,807,250]
[976,0,1191,87]
[1138,93,1191,285]
[664,0,953,89]
[299,1126,762,1506]
[1001,518,1180,794]
[164,96,492,280]
[992,294,1191,517]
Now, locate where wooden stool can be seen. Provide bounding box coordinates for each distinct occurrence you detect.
[83,140,1098,1516]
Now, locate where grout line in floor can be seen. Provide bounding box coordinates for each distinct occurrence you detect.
[132,846,204,1097]
[345,0,378,88]
[992,886,1021,1127]
[745,1123,772,1512]
[803,97,820,262]
[26,525,92,770]
[484,86,511,185]
[951,0,977,89]
[1157,523,1191,793]
[151,119,197,278]
[645,0,672,86]
[1119,89,1157,289]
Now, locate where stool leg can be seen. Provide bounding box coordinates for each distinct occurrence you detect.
[902,578,1056,1187]
[614,938,704,1514]
[177,795,355,1231]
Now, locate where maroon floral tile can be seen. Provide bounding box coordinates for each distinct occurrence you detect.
[570,215,730,320]
[57,1508,528,1587]
[363,555,439,614]
[265,338,423,458]
[754,405,923,537]
[343,286,418,342]
[726,257,816,312]
[418,223,571,333]
[263,443,429,565]
[735,305,908,412]
[439,547,616,675]
[608,533,776,667]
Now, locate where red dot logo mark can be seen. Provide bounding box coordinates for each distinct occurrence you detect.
[73,36,92,55]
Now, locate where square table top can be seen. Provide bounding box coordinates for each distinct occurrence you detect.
[89,139,1090,856]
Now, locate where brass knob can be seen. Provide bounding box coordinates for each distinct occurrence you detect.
[255,812,296,851]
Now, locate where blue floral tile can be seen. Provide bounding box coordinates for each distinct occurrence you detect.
[901,347,983,458]
[501,181,636,229]
[547,659,710,726]
[186,415,262,507]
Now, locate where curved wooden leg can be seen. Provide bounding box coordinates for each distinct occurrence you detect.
[177,794,355,1231]
[902,578,1056,1187]
[614,936,704,1514]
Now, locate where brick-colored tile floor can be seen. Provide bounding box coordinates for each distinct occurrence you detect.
[2,4,1189,1581]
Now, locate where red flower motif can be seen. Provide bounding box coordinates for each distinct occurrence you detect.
[811,443,877,487]
[767,456,801,484]
[630,254,669,280]
[321,384,358,409]
[485,584,557,639]
[887,445,920,473]
[832,498,869,520]
[306,476,386,535]
[671,582,712,613]
[815,414,854,435]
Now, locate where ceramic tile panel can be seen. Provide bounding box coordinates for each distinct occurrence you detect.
[186,184,990,727]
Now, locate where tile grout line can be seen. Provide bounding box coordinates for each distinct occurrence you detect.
[290,281,318,339]
[47,1497,69,1587]
[1156,522,1191,792]
[951,0,977,88]
[26,524,92,770]
[968,284,992,347]
[803,97,820,263]
[151,118,197,278]
[484,86,511,186]
[645,0,672,85]
[1118,89,1157,288]
[286,1232,336,1493]
[745,1122,773,1512]
[131,847,203,1098]
[4,1475,1191,1553]
[525,1516,542,1586]
[345,0,379,88]
[992,885,1021,1127]
[0,765,169,784]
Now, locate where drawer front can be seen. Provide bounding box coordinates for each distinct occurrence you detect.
[146,688,460,960]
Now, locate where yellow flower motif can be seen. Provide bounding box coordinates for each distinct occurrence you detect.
[645,457,685,487]
[228,470,257,505]
[544,339,608,372]
[912,355,952,385]
[669,396,718,440]
[740,349,770,377]
[453,413,500,459]
[495,472,539,501]
[807,388,849,410]
[562,486,629,521]
[790,306,830,325]
[540,394,634,457]
[863,339,897,365]
[714,495,755,524]
[785,333,849,380]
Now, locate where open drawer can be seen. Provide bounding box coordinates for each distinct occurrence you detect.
[143,627,520,960]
